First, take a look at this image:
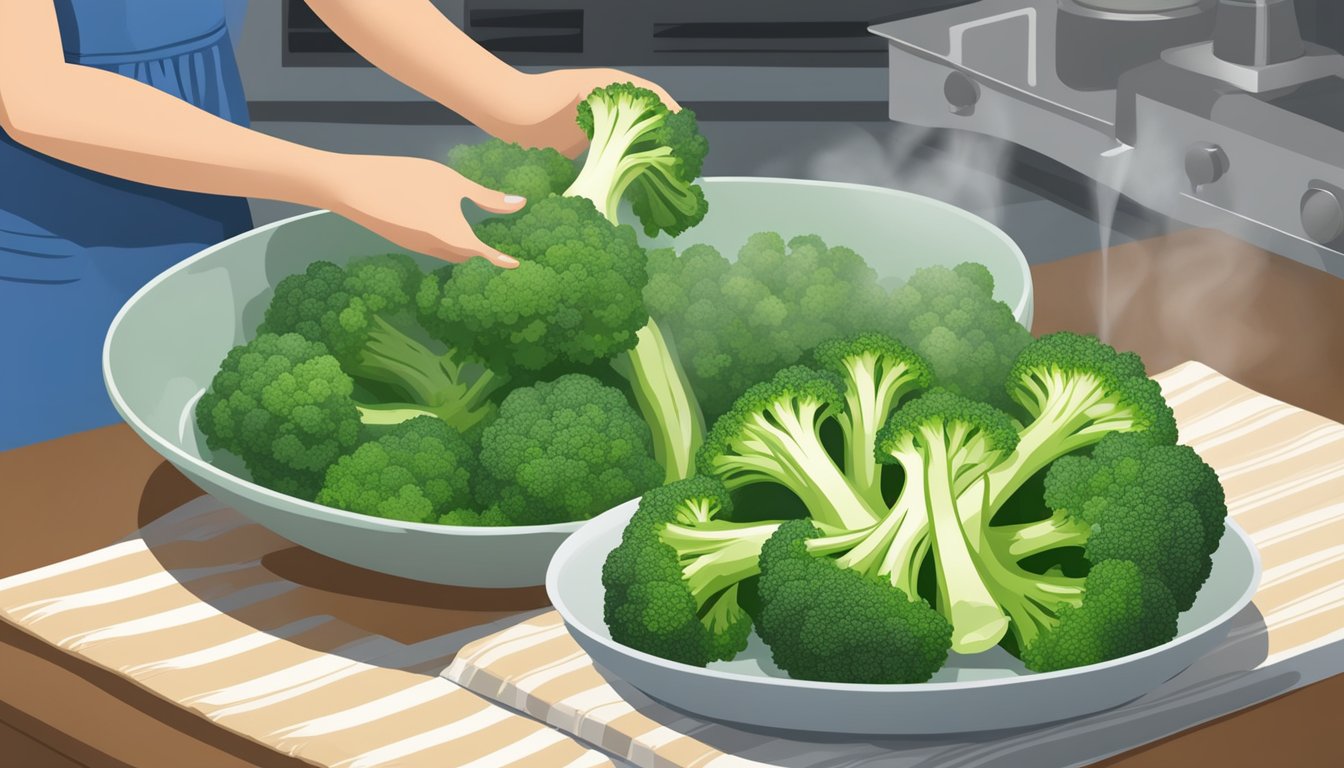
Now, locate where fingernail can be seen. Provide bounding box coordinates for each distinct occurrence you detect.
[503,195,526,204]
[496,254,520,267]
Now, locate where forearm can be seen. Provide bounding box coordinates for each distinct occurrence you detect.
[304,0,531,136]
[0,65,345,209]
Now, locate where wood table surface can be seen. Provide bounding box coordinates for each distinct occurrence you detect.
[1,229,1340,767]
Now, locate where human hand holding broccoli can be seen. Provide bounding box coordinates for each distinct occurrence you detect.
[501,69,682,157]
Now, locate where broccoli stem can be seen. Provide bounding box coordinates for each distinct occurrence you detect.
[837,355,898,510]
[984,371,1150,511]
[726,404,881,532]
[564,98,663,221]
[987,514,1091,559]
[973,548,1085,651]
[925,436,1011,654]
[617,320,705,482]
[355,315,498,431]
[661,519,782,604]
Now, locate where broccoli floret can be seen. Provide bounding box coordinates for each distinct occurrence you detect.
[645,235,897,424]
[417,196,650,375]
[564,82,708,237]
[315,416,475,523]
[446,139,577,203]
[260,254,497,430]
[982,332,1179,512]
[196,333,362,500]
[699,366,880,532]
[885,263,1032,411]
[814,333,932,509]
[1039,432,1227,612]
[437,506,514,527]
[1021,560,1178,673]
[602,477,784,666]
[874,389,1027,653]
[475,374,663,525]
[755,520,952,684]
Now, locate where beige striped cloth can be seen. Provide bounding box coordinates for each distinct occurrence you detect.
[2,362,1340,768]
[0,499,614,767]
[444,361,1344,768]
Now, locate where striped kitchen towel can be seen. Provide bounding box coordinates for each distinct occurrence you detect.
[0,499,613,767]
[444,361,1344,768]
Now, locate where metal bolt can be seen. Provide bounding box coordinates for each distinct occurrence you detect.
[1301,186,1344,245]
[944,71,980,116]
[1185,143,1230,190]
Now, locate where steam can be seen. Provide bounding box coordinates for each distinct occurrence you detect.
[751,124,1018,229]
[1086,111,1280,378]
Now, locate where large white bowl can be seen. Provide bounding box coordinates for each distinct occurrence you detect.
[103,178,1033,587]
[547,500,1262,735]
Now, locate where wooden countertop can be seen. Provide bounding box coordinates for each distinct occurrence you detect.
[1,229,1340,767]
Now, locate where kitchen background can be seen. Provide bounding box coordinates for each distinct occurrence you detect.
[223,0,1132,265]
[228,0,1344,274]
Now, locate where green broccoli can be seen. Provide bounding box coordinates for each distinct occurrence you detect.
[981,331,1178,512]
[886,263,1033,410]
[814,333,932,510]
[644,234,906,424]
[475,374,663,525]
[755,519,952,684]
[1036,431,1226,612]
[446,139,578,203]
[602,476,785,666]
[315,416,475,523]
[873,389,1029,653]
[1020,560,1178,672]
[698,366,879,532]
[606,331,1227,680]
[416,196,651,376]
[564,82,709,238]
[437,506,514,527]
[196,333,362,500]
[260,254,497,431]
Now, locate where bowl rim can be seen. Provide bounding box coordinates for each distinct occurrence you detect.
[102,177,1033,538]
[546,499,1263,694]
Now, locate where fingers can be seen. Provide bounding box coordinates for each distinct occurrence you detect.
[464,184,528,215]
[427,238,520,269]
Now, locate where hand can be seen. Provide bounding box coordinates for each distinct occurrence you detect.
[495,68,682,157]
[319,154,525,268]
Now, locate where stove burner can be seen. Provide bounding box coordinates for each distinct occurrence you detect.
[870,0,1344,276]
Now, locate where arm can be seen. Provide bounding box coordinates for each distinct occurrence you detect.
[305,0,679,157]
[0,0,521,266]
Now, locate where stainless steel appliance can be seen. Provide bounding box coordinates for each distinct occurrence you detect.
[872,0,1344,276]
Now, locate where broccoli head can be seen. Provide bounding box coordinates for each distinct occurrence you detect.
[260,254,497,431]
[983,331,1179,511]
[699,366,880,532]
[475,374,663,525]
[755,520,952,684]
[316,416,475,524]
[885,263,1033,410]
[645,235,898,423]
[417,196,650,375]
[565,82,708,237]
[196,333,362,500]
[1040,431,1227,612]
[602,476,784,666]
[446,139,578,203]
[874,389,1023,653]
[814,333,932,509]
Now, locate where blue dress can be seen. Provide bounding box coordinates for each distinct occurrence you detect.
[0,0,253,451]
